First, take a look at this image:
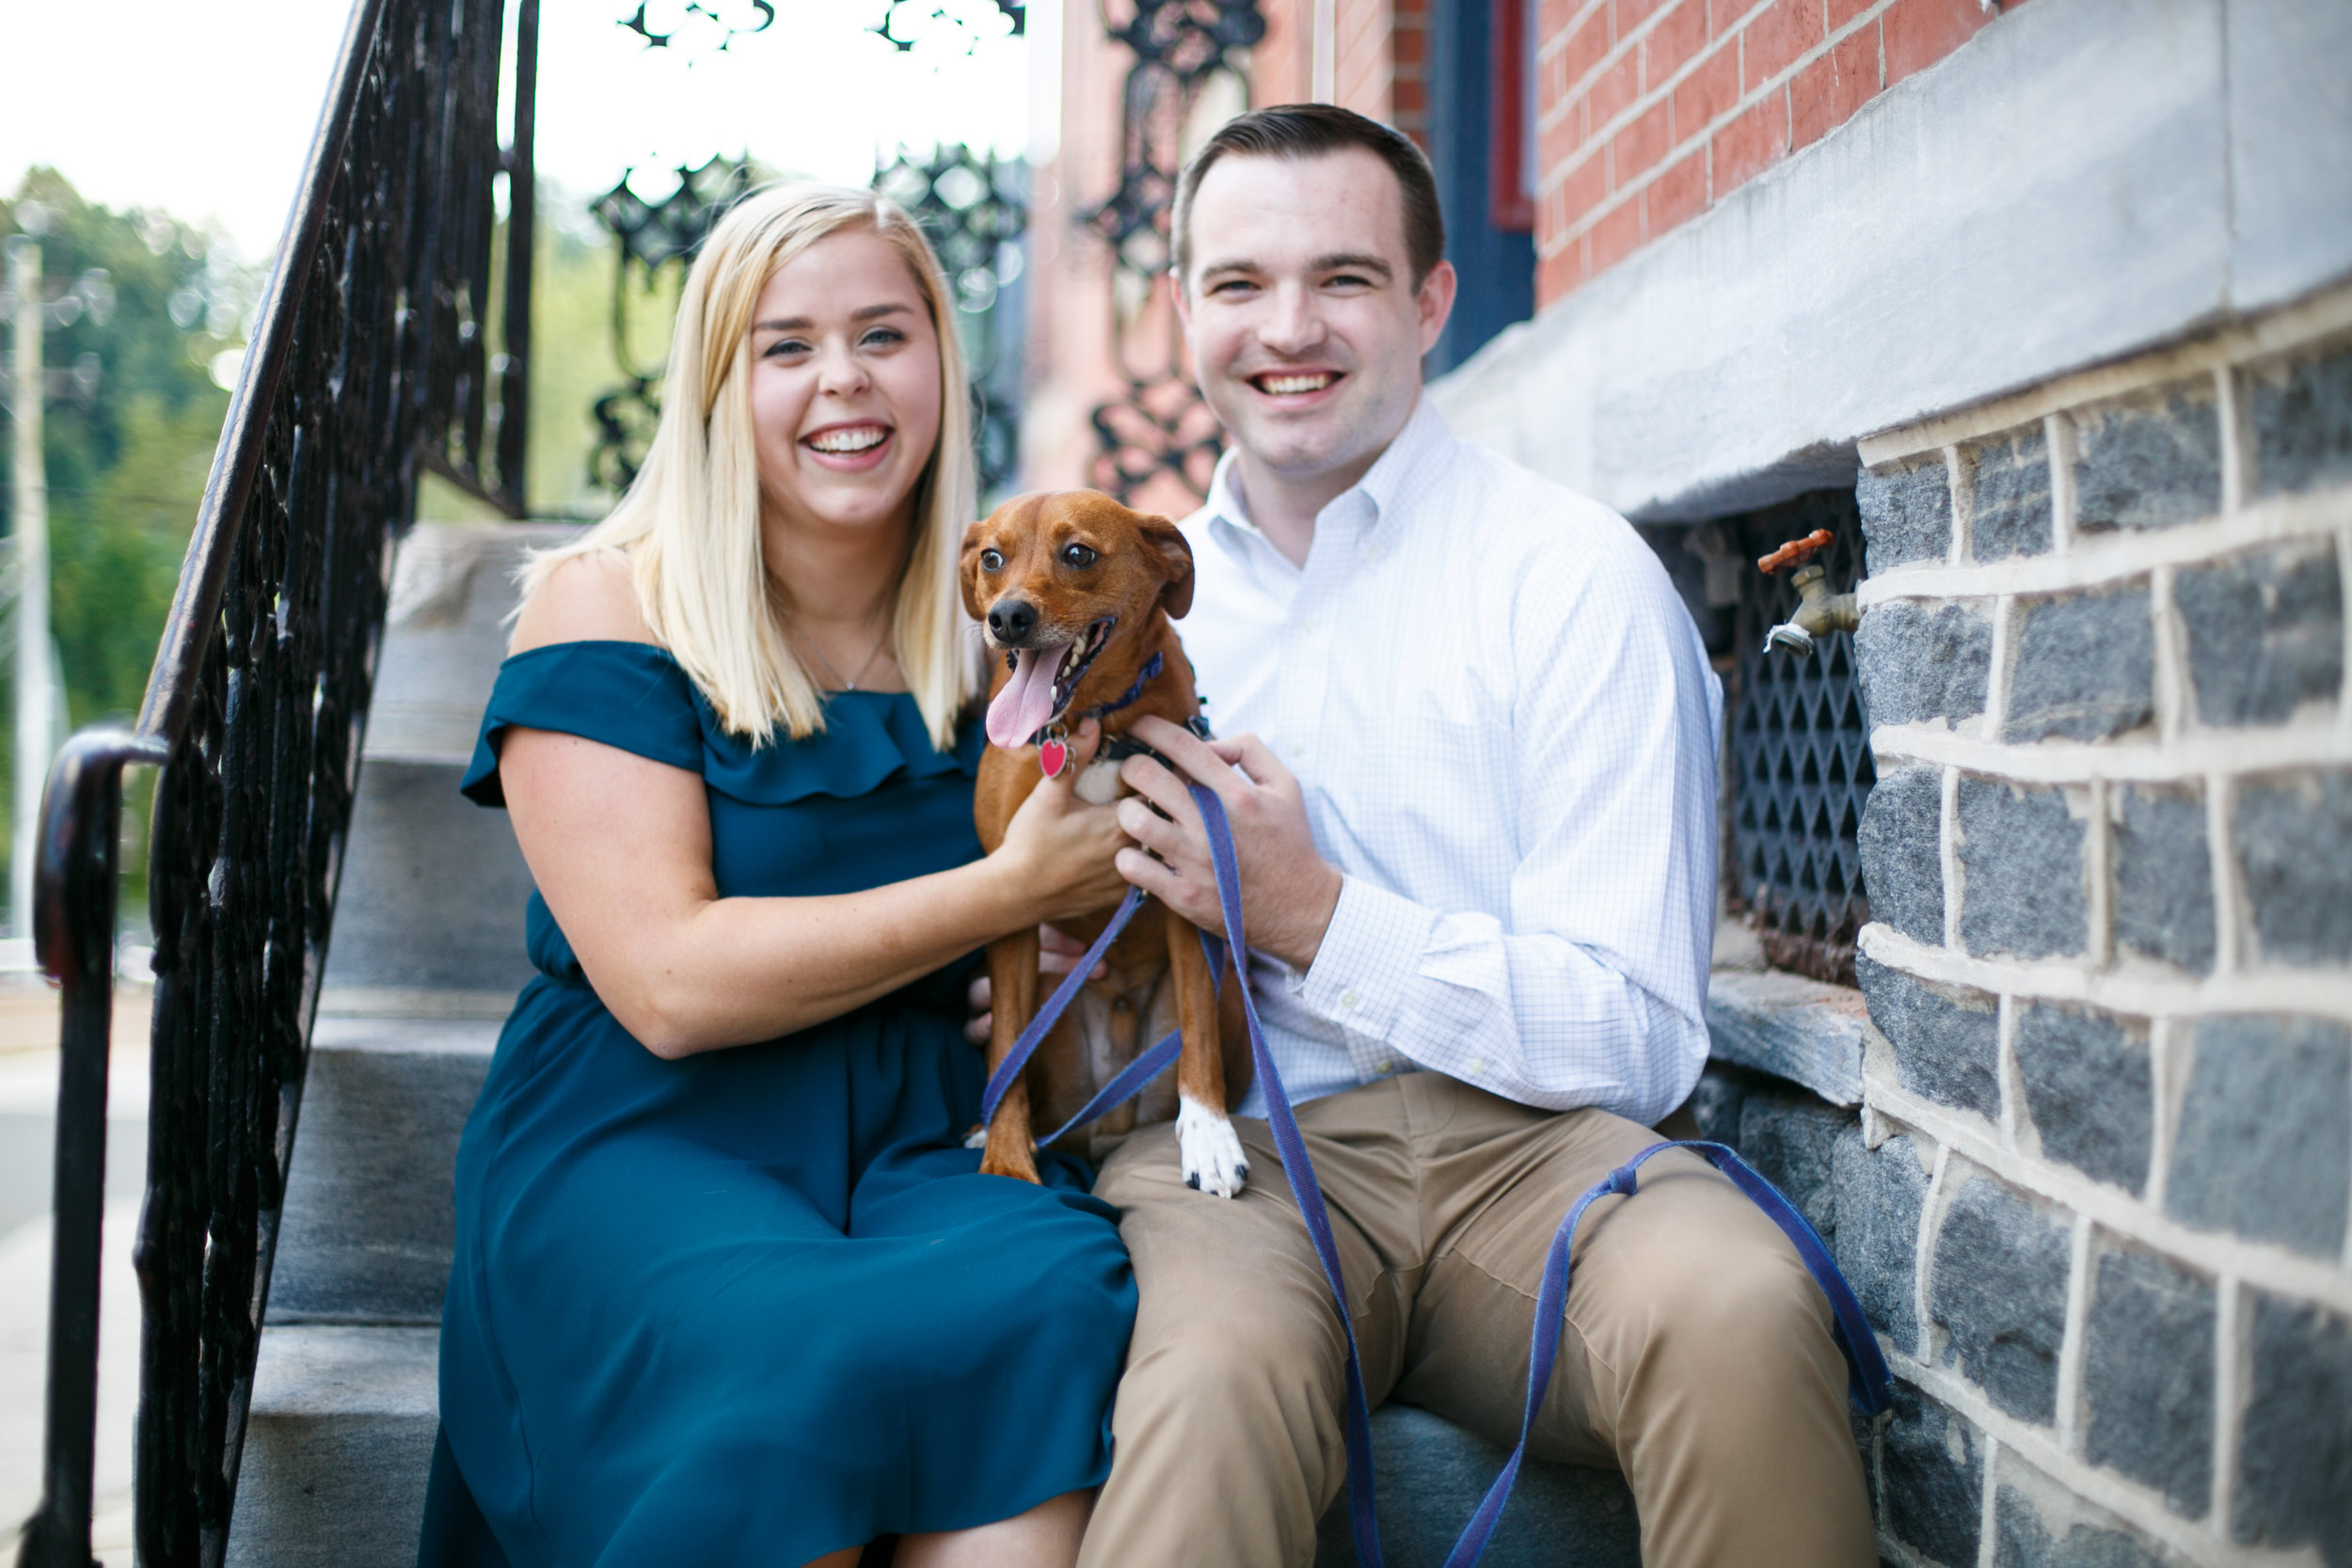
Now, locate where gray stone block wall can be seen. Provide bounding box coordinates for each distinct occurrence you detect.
[2010,1005,2152,1197]
[2109,787,2216,975]
[2003,586,2155,744]
[2235,1295,2352,1560]
[2071,379,2223,535]
[2081,1246,2215,1520]
[1858,600,1994,731]
[1859,456,1954,574]
[1965,425,2054,562]
[1993,1462,2173,1568]
[1829,300,2352,1566]
[1929,1175,2071,1426]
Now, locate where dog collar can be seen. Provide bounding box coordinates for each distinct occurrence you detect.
[1030,651,1168,777]
[1100,715,1215,772]
[1082,651,1165,724]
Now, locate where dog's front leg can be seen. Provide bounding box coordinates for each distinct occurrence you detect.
[978,928,1044,1184]
[1168,915,1248,1197]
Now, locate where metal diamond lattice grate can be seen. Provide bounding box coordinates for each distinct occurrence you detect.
[1726,493,1873,986]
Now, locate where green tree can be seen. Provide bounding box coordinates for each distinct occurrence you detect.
[3,168,237,721]
[526,184,676,519]
[2,168,241,903]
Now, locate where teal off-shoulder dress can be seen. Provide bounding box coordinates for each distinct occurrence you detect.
[419,641,1136,1568]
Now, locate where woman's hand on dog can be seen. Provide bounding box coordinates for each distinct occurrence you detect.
[1109,718,1345,974]
[986,716,1136,922]
[963,927,1106,1045]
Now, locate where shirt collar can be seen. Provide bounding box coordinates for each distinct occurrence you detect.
[1203,392,1453,562]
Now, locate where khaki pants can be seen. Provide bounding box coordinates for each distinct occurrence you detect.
[1079,1072,1875,1568]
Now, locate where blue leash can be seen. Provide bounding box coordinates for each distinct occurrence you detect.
[979,884,1147,1128]
[975,881,1199,1148]
[979,785,1895,1566]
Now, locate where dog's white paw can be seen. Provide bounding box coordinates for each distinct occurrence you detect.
[963,1124,988,1149]
[1177,1095,1249,1198]
[1074,756,1126,805]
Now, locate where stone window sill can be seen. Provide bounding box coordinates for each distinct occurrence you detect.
[1706,966,1868,1108]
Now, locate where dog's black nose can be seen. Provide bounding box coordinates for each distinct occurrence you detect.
[988,598,1037,642]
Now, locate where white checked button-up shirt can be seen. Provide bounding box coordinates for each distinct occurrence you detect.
[1181,397,1723,1127]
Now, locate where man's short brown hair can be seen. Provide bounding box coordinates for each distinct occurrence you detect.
[1171,103,1446,288]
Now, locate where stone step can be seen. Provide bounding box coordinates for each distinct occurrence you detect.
[228,1324,438,1568]
[276,522,549,1323]
[316,518,557,1010]
[365,520,580,768]
[314,758,537,1006]
[268,1016,499,1325]
[227,1324,1639,1568]
[1315,1405,1640,1568]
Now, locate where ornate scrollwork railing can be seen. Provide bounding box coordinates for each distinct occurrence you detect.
[1085,0,1263,505]
[870,0,1028,51]
[588,153,756,493]
[12,0,535,1561]
[590,143,1032,501]
[876,144,1030,499]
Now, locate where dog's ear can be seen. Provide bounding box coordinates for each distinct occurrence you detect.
[1134,510,1196,620]
[958,518,993,622]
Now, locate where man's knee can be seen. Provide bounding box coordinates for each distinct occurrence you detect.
[1105,1148,1356,1443]
[1091,1121,1181,1209]
[1575,1164,1837,1382]
[1121,1259,1349,1427]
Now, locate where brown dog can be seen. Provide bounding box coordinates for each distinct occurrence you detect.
[962,490,1252,1196]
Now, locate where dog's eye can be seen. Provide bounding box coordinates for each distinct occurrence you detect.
[1060,544,1099,569]
[978,548,1003,573]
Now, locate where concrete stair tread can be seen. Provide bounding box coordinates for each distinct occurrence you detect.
[270,1015,499,1324]
[310,1014,503,1054]
[1316,1405,1640,1568]
[249,1323,438,1418]
[230,1326,440,1568]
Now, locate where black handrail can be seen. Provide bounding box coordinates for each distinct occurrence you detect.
[13,731,167,1568]
[12,0,535,1560]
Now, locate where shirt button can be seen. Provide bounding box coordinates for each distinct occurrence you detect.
[1467,1058,1486,1075]
[1375,1059,1393,1075]
[1340,990,1359,1010]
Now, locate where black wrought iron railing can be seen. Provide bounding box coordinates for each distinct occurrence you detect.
[14,0,534,1561]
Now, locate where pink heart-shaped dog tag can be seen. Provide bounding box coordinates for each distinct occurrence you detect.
[1038,738,1070,778]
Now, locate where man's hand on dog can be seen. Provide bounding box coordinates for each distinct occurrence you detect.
[1111,715,1344,973]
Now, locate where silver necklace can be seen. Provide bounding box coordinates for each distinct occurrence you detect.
[787,614,893,691]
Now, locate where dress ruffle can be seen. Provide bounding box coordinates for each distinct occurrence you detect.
[460,640,982,808]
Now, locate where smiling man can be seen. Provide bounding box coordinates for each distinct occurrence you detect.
[1081,106,1877,1568]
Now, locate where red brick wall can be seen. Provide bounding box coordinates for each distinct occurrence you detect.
[1392,0,1433,147]
[1534,0,2001,303]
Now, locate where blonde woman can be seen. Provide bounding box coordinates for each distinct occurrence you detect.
[421,184,1136,1568]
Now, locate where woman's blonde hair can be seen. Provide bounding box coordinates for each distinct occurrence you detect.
[526,182,979,750]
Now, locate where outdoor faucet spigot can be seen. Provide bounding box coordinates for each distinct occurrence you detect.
[1764,615,1817,657]
[1756,531,1859,656]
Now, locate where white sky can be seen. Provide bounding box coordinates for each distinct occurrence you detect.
[0,0,1057,261]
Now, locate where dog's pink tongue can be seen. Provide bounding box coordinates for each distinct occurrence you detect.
[987,647,1062,749]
